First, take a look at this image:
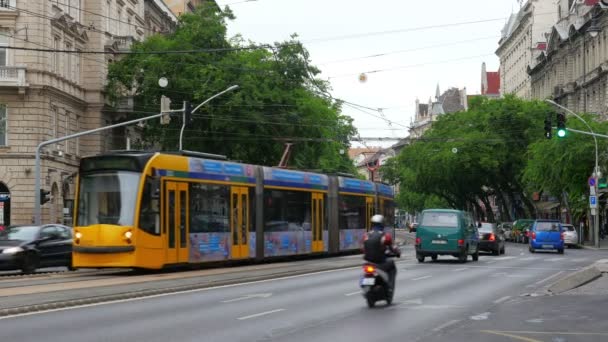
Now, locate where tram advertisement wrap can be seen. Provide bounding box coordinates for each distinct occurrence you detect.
[189,233,230,262]
[263,231,328,256]
[339,229,365,250]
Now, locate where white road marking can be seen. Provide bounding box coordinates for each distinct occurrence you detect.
[520,257,538,261]
[470,312,491,320]
[400,298,423,305]
[484,261,497,264]
[547,257,564,262]
[569,258,588,263]
[412,275,432,281]
[494,256,516,261]
[533,271,565,286]
[432,319,461,332]
[237,308,285,321]
[221,293,272,303]
[452,268,468,272]
[344,291,361,296]
[493,296,511,304]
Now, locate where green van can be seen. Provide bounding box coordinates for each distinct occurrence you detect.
[415,209,480,263]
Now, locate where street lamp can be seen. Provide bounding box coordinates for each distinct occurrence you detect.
[178,85,239,151]
[545,99,601,248]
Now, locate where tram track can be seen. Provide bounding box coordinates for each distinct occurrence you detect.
[0,269,134,289]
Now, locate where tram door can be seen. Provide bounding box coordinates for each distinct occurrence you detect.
[230,187,250,259]
[365,197,374,231]
[165,182,189,264]
[311,193,325,252]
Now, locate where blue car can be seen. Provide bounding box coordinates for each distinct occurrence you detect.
[528,220,564,254]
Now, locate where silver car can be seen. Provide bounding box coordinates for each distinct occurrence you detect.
[562,224,578,247]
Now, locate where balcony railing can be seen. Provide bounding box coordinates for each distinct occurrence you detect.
[0,65,28,89]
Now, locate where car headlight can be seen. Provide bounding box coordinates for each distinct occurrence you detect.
[2,247,24,254]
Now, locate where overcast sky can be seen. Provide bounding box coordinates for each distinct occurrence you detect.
[215,0,521,147]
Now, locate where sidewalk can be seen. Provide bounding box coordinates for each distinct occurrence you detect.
[580,242,608,250]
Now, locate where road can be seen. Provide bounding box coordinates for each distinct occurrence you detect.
[0,243,606,342]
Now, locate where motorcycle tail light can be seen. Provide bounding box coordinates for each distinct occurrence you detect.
[364,265,375,274]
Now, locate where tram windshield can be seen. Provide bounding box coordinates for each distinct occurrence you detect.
[77,172,140,226]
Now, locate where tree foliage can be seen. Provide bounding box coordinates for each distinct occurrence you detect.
[384,96,552,221]
[106,7,357,174]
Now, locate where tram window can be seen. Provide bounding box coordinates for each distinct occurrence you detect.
[338,195,367,230]
[263,190,311,232]
[139,177,160,235]
[189,183,230,233]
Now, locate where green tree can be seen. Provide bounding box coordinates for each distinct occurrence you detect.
[106,7,357,174]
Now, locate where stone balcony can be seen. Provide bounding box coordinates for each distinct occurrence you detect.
[0,65,28,93]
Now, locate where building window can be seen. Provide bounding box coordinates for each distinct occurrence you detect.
[65,111,71,154]
[52,106,58,138]
[106,0,111,32]
[0,105,6,146]
[53,37,61,74]
[0,29,8,66]
[75,115,80,156]
[117,7,122,35]
[64,42,72,79]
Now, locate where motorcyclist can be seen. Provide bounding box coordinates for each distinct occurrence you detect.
[363,214,400,291]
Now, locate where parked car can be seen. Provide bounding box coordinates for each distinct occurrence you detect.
[478,222,506,255]
[415,209,479,263]
[562,224,578,248]
[409,222,418,233]
[0,224,74,273]
[529,220,564,254]
[498,222,513,241]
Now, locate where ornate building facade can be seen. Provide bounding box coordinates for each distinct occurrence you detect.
[0,0,176,226]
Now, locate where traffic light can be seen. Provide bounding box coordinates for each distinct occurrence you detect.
[184,101,192,124]
[556,112,566,138]
[544,114,552,139]
[39,189,51,205]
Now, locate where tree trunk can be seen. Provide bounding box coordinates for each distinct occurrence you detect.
[480,194,495,223]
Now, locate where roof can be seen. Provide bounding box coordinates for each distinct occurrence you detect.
[484,72,500,95]
[438,88,465,113]
[348,147,381,159]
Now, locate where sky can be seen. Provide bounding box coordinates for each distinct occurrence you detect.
[215,0,521,148]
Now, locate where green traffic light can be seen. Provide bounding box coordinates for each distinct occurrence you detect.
[557,129,566,137]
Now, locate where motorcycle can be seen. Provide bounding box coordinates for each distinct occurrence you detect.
[360,251,400,308]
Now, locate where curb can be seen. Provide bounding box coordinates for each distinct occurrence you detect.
[548,264,605,295]
[0,262,364,318]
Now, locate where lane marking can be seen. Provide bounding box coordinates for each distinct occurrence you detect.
[484,261,497,264]
[410,264,576,271]
[569,258,588,262]
[532,271,565,286]
[484,330,608,336]
[519,257,538,261]
[546,257,564,262]
[344,291,361,296]
[470,312,491,320]
[494,256,516,261]
[0,266,364,320]
[411,275,432,281]
[481,330,542,342]
[221,293,273,303]
[493,296,511,304]
[452,268,468,272]
[432,319,460,332]
[237,308,285,321]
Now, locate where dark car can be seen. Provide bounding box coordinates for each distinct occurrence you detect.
[0,224,74,273]
[477,222,506,255]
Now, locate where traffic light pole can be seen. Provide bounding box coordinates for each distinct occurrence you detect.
[34,110,173,225]
[545,99,601,248]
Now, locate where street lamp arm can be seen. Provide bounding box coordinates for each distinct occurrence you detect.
[191,85,239,115]
[179,85,239,151]
[545,99,599,176]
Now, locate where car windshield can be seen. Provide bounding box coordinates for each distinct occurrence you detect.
[421,212,458,227]
[0,226,39,241]
[536,222,560,232]
[77,172,140,226]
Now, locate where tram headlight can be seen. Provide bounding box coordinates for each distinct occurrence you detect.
[75,232,82,239]
[124,231,133,242]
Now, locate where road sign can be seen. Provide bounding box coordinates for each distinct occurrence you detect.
[590,186,596,196]
[590,195,598,209]
[589,177,597,187]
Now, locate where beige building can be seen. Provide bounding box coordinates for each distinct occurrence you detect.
[529,1,608,115]
[163,0,217,16]
[409,85,468,139]
[496,0,557,99]
[0,0,175,227]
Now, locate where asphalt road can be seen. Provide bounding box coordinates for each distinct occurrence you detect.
[0,243,606,342]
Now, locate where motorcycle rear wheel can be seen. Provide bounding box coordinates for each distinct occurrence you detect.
[366,296,375,308]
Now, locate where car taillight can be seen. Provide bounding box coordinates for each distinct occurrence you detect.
[560,232,564,241]
[458,239,464,246]
[415,237,421,245]
[489,233,495,241]
[531,232,536,239]
[364,265,375,274]
[525,231,529,237]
